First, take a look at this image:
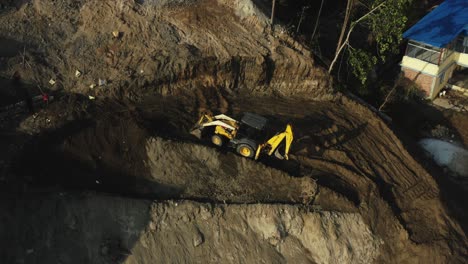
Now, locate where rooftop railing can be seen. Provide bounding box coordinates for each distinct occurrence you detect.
[405,41,441,65]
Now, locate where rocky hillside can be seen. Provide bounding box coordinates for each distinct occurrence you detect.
[1,195,382,264]
[0,0,332,101]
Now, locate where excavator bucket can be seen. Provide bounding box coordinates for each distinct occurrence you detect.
[274,148,286,160]
[190,126,203,139]
[255,124,293,160]
[189,114,214,139]
[265,124,294,160]
[282,124,293,159]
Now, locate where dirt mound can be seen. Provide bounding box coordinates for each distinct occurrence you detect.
[0,194,382,264]
[0,0,332,100]
[145,137,317,203]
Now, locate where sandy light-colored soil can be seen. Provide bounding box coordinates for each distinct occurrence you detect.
[1,195,382,264]
[0,0,467,263]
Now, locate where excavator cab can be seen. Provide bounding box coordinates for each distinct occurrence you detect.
[236,113,269,141]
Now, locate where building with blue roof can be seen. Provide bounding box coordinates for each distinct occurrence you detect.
[401,0,468,99]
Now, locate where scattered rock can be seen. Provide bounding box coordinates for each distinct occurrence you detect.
[429,125,451,139]
[148,221,157,231]
[193,228,204,247]
[182,215,190,223]
[98,79,107,86]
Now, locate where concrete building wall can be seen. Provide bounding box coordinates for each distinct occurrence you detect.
[402,68,434,97]
[401,49,465,99]
[439,50,459,71]
[457,52,468,67]
[401,38,468,99]
[401,56,439,75]
[433,63,457,97]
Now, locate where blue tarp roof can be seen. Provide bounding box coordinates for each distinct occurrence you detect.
[403,0,468,47]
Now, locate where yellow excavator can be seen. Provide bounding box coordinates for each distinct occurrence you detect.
[190,112,293,160]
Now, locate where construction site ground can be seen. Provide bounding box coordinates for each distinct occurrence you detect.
[0,1,467,263]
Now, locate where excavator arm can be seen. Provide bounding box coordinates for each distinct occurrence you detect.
[255,124,293,160]
[190,113,239,139]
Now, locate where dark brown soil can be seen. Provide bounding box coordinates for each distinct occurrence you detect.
[2,91,466,263]
[0,1,467,263]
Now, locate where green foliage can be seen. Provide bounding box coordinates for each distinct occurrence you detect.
[342,0,412,89]
[368,0,411,61]
[348,48,377,85]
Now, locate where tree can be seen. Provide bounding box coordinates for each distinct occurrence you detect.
[328,0,412,85]
[310,0,324,41]
[270,0,276,26]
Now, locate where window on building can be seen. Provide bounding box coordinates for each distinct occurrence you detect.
[442,43,455,62]
[455,35,468,53]
[406,40,442,64]
[439,71,446,85]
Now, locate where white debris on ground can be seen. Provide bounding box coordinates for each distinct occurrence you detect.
[419,138,468,178]
[433,87,467,112]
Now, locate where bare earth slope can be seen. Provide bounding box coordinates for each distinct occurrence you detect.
[0,0,332,100]
[1,195,382,264]
[0,0,467,263]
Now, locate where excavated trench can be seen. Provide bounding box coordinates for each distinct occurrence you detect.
[9,95,321,204]
[2,89,467,263]
[6,91,376,209]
